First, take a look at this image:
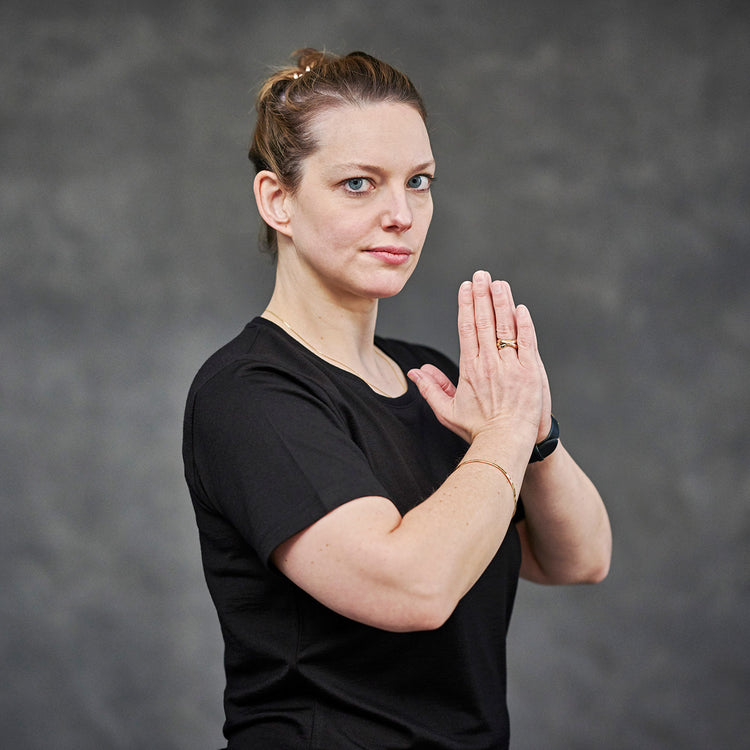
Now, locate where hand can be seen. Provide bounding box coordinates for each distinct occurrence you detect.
[408,271,544,447]
[492,277,553,444]
[535,349,553,443]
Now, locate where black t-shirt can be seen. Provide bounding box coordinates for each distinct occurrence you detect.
[183,317,522,749]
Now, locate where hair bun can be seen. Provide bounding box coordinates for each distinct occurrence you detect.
[293,48,328,74]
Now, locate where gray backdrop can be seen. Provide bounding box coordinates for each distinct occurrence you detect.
[2,1,748,748]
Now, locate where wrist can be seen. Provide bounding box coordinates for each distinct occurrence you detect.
[469,422,537,476]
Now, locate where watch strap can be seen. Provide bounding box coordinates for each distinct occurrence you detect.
[529,414,559,463]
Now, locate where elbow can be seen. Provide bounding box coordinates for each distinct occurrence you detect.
[591,543,612,582]
[369,606,452,634]
[529,544,612,586]
[381,583,459,633]
[574,519,613,585]
[398,606,454,633]
[579,556,610,584]
[325,586,457,633]
[329,547,463,632]
[409,595,456,631]
[590,530,613,583]
[403,565,472,630]
[577,539,612,584]
[368,547,466,632]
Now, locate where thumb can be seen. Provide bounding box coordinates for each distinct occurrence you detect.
[408,366,454,422]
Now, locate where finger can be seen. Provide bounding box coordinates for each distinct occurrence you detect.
[536,357,553,441]
[471,270,498,355]
[407,367,454,424]
[457,280,478,361]
[491,280,517,342]
[514,304,538,365]
[537,345,553,429]
[419,363,457,397]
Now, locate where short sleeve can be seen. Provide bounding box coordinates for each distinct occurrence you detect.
[189,361,390,564]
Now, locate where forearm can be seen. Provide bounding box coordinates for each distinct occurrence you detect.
[275,273,561,631]
[272,425,534,633]
[391,428,533,621]
[517,443,611,584]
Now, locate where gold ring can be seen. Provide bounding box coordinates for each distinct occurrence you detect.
[496,339,518,350]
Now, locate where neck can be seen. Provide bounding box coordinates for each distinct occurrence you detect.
[262,281,407,398]
[267,291,377,356]
[264,256,381,363]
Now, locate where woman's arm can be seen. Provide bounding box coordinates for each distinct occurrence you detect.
[273,271,542,632]
[273,271,610,631]
[273,432,525,633]
[516,443,611,584]
[411,274,610,585]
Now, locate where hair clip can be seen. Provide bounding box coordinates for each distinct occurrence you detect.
[292,65,312,80]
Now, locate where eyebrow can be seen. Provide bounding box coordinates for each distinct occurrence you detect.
[332,160,436,174]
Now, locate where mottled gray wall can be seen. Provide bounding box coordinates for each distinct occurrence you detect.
[2,1,748,748]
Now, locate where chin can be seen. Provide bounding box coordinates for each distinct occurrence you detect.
[372,263,418,298]
[368,277,413,300]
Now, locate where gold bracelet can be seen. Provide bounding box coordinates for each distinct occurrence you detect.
[457,459,517,513]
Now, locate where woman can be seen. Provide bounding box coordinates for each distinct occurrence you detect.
[183,49,611,750]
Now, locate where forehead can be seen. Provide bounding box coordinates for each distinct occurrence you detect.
[305,101,433,171]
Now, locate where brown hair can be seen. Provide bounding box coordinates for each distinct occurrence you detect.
[248,48,427,255]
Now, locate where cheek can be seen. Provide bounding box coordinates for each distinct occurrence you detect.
[413,191,433,222]
[424,201,434,230]
[415,199,433,241]
[292,203,347,248]
[322,212,372,248]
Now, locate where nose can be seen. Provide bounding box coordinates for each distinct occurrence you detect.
[380,187,413,232]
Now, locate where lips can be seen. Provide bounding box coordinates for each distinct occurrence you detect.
[364,246,413,265]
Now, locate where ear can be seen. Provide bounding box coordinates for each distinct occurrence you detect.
[253,170,293,238]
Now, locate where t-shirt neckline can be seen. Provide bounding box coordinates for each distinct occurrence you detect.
[253,316,417,405]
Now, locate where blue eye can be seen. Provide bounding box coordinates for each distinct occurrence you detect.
[345,177,368,192]
[408,174,432,190]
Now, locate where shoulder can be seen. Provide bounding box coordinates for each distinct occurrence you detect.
[186,319,261,396]
[185,319,352,444]
[187,317,333,400]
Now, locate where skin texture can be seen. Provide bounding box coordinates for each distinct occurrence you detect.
[254,102,611,632]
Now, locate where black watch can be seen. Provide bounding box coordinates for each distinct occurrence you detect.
[529,415,559,463]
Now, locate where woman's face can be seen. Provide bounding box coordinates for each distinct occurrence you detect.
[279,101,435,304]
